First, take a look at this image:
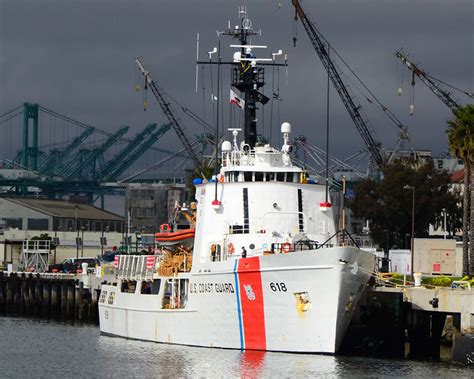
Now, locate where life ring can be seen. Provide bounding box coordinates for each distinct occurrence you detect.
[228,242,235,254]
[160,223,171,232]
[218,175,224,183]
[281,242,292,253]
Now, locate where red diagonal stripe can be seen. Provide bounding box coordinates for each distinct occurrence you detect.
[238,257,266,350]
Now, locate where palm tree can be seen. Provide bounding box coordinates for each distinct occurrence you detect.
[447,104,474,276]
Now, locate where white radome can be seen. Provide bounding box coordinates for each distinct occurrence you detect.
[221,140,232,152]
[281,122,291,134]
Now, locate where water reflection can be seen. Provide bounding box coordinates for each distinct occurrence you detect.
[0,317,471,378]
[240,351,265,378]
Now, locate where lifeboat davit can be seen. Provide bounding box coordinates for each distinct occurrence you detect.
[155,224,195,248]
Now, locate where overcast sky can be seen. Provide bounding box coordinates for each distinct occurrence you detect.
[1,0,473,174]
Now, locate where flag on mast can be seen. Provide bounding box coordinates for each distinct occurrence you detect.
[230,89,245,109]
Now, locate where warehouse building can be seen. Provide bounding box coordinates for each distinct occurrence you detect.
[0,197,126,269]
[125,183,186,234]
[0,197,125,233]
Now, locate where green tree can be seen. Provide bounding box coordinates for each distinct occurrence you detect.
[349,160,461,252]
[447,104,474,276]
[31,233,56,249]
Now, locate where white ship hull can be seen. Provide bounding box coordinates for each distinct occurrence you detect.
[104,9,378,354]
[99,247,375,354]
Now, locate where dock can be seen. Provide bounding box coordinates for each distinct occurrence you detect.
[1,269,472,364]
[0,271,103,324]
[341,283,473,364]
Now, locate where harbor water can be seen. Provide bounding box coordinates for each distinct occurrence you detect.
[0,317,471,378]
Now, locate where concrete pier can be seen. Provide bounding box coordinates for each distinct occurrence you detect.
[342,285,473,364]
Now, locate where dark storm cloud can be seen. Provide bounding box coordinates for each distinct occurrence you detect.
[1,0,473,166]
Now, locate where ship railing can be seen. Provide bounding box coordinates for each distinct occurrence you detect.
[221,150,256,167]
[115,255,159,281]
[270,229,359,254]
[271,241,321,253]
[329,229,360,248]
[225,213,322,235]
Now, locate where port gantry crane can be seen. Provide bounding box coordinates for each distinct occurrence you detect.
[60,126,130,179]
[395,50,473,114]
[40,126,94,174]
[291,0,385,168]
[135,58,202,169]
[103,123,172,181]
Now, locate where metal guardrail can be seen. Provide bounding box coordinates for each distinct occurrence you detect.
[115,255,157,281]
[270,229,359,254]
[271,241,320,253]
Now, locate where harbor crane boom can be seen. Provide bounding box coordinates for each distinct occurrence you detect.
[105,123,172,181]
[395,51,468,113]
[291,0,385,168]
[135,58,201,168]
[41,127,94,174]
[98,123,158,179]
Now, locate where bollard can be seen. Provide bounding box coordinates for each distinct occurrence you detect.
[413,272,422,287]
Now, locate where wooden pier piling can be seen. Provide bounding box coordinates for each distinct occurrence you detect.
[0,272,98,325]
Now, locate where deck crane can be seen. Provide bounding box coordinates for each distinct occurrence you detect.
[135,58,201,168]
[291,0,385,168]
[395,50,473,113]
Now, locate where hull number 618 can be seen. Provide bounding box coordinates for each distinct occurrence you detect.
[270,282,287,292]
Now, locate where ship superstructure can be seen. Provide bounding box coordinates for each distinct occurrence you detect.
[99,7,376,354]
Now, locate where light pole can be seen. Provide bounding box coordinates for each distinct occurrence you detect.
[403,185,415,275]
[405,233,410,250]
[442,208,447,240]
[81,227,85,258]
[75,205,79,260]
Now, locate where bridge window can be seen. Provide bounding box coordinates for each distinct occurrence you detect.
[276,172,285,182]
[244,172,252,182]
[141,279,161,295]
[255,172,264,182]
[210,243,222,262]
[120,280,137,293]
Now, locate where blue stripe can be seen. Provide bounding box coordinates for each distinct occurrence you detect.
[233,259,244,350]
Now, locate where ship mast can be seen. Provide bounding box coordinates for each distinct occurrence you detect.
[224,6,264,148]
[198,6,287,148]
